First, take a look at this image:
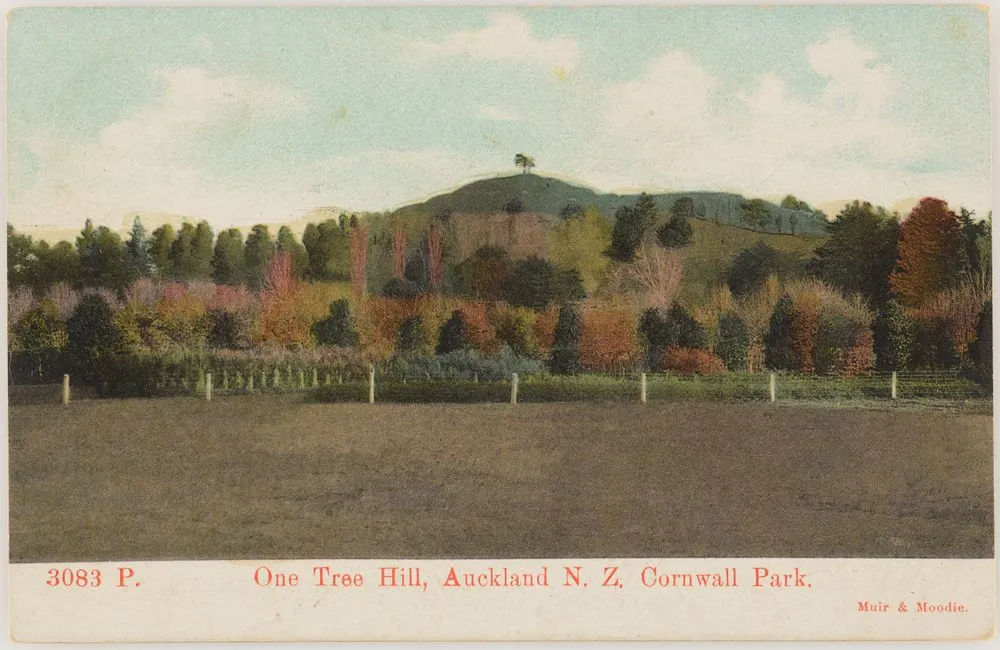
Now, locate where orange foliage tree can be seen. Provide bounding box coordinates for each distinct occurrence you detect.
[579,308,641,372]
[890,198,968,307]
[258,253,314,348]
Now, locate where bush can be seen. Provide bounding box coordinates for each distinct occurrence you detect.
[454,246,514,301]
[381,278,422,299]
[11,299,67,354]
[764,294,795,370]
[550,304,582,374]
[662,346,726,376]
[491,304,541,358]
[655,215,693,248]
[312,298,359,347]
[396,315,426,357]
[873,299,913,371]
[715,312,749,372]
[383,345,544,382]
[578,308,641,373]
[909,317,960,369]
[970,300,991,386]
[67,293,126,386]
[506,256,585,310]
[436,310,469,354]
[813,311,854,375]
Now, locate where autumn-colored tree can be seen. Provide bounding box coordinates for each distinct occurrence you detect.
[662,346,726,376]
[890,198,968,307]
[427,223,443,292]
[578,308,641,373]
[350,226,369,295]
[258,253,312,348]
[789,293,820,373]
[629,245,684,313]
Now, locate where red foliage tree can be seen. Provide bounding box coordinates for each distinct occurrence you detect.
[579,308,641,372]
[789,296,820,373]
[890,198,968,307]
[662,346,726,375]
[427,223,443,292]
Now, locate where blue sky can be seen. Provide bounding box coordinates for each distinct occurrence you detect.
[6,5,991,229]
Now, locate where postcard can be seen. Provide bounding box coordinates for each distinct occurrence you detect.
[5,4,994,642]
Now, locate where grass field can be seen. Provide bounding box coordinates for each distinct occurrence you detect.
[8,393,992,562]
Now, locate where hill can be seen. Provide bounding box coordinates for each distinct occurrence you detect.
[393,173,829,237]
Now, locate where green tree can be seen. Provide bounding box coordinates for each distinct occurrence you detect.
[607,193,658,262]
[656,197,695,248]
[276,226,308,279]
[436,310,469,354]
[67,293,126,385]
[872,299,913,371]
[303,220,351,281]
[149,224,175,279]
[715,311,749,371]
[550,304,581,374]
[764,294,795,370]
[780,195,812,211]
[740,199,772,229]
[312,298,359,347]
[78,223,135,291]
[397,316,425,357]
[244,225,275,288]
[189,221,215,279]
[549,206,612,294]
[726,243,781,298]
[506,256,585,310]
[125,216,153,277]
[960,208,991,279]
[808,201,900,307]
[211,228,246,285]
[7,225,36,290]
[514,153,536,175]
[167,222,196,280]
[32,241,80,294]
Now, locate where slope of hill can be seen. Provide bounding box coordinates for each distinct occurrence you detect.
[394,173,829,237]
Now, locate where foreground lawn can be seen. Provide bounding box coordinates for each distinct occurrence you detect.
[9,394,993,561]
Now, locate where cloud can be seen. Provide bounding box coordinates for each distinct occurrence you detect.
[7,67,316,228]
[412,12,579,72]
[564,31,985,209]
[477,105,519,121]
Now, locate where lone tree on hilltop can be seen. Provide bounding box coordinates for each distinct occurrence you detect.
[514,153,536,175]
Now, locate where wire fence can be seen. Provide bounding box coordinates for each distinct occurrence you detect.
[18,366,989,407]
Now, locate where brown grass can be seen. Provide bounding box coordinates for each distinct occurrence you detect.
[8,395,992,562]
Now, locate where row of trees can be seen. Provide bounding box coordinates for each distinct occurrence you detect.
[7,214,361,295]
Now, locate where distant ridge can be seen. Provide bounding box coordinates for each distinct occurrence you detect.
[393,173,828,237]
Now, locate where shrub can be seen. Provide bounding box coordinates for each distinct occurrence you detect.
[579,308,641,373]
[764,294,795,370]
[381,278,422,299]
[491,304,541,358]
[383,345,544,382]
[909,316,960,369]
[789,293,820,373]
[312,298,359,347]
[397,315,426,357]
[506,256,585,310]
[843,328,875,376]
[454,246,514,301]
[662,346,726,376]
[550,304,582,374]
[715,312,749,372]
[532,306,558,353]
[667,303,708,349]
[11,299,67,354]
[154,285,211,348]
[458,302,499,355]
[873,299,913,371]
[67,293,126,386]
[655,214,693,248]
[813,311,853,375]
[436,310,469,354]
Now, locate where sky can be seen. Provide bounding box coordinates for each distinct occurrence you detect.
[5,5,992,230]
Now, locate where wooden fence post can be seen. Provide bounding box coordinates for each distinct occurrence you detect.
[62,374,70,406]
[891,371,898,400]
[205,373,212,402]
[640,373,647,404]
[510,373,518,405]
[368,364,375,404]
[769,372,776,403]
